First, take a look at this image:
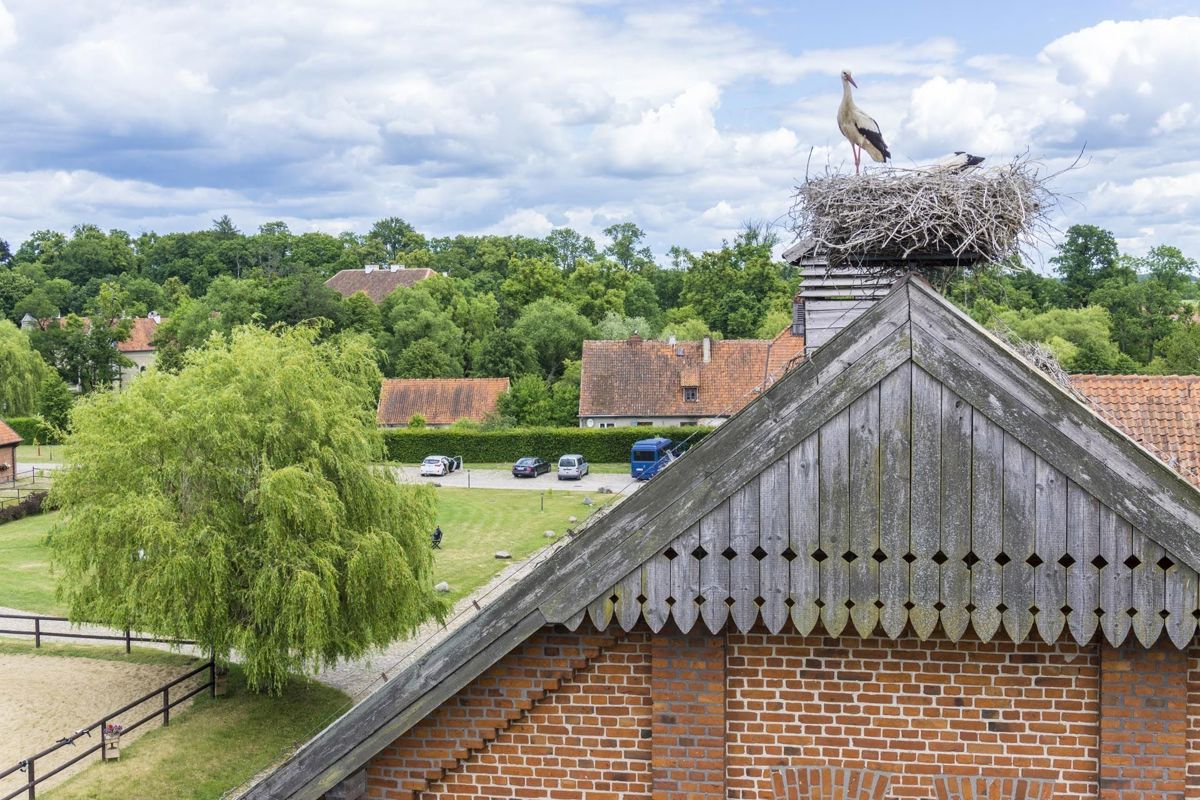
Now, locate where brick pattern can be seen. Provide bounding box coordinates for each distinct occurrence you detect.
[1100,643,1187,800]
[770,766,891,800]
[651,634,725,799]
[725,633,1099,800]
[366,627,624,798]
[421,632,653,799]
[1189,652,1200,800]
[931,775,1057,800]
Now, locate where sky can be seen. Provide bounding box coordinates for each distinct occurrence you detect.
[1,0,1198,267]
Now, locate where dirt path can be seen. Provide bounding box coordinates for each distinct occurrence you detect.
[0,653,207,796]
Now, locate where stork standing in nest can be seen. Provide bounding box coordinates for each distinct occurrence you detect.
[838,70,891,174]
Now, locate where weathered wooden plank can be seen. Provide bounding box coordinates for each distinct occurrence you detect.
[642,547,673,633]
[820,408,851,636]
[698,501,731,634]
[1098,506,1133,647]
[1066,481,1100,645]
[1165,560,1197,649]
[614,568,642,632]
[588,587,615,630]
[940,384,972,641]
[1034,457,1068,644]
[970,413,1004,642]
[728,478,761,632]
[669,524,701,634]
[909,366,941,640]
[909,282,1200,578]
[848,386,881,637]
[1131,528,1165,647]
[789,434,821,635]
[563,608,586,631]
[878,362,911,638]
[1002,435,1036,643]
[759,458,791,633]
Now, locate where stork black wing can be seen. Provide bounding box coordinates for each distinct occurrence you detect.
[858,125,891,161]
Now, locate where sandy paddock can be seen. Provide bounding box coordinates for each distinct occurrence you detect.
[0,653,206,796]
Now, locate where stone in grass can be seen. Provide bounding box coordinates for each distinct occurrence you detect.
[582,496,595,506]
[597,487,614,495]
[495,550,512,559]
[568,515,578,523]
[434,581,451,593]
[544,530,557,538]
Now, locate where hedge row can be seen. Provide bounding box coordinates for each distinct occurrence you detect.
[381,426,714,464]
[2,417,60,445]
[0,491,49,524]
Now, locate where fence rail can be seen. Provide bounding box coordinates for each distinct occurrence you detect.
[0,613,196,652]
[0,660,215,800]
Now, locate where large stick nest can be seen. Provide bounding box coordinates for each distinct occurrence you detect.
[789,154,1059,275]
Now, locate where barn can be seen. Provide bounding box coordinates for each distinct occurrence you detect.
[246,277,1200,800]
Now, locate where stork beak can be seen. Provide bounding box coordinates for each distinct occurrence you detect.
[847,74,858,88]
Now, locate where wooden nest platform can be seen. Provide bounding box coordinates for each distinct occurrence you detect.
[789,155,1056,276]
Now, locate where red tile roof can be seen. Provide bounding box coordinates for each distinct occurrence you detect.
[579,329,806,419]
[377,378,511,427]
[0,419,22,447]
[1072,374,1200,488]
[325,268,435,303]
[117,316,161,353]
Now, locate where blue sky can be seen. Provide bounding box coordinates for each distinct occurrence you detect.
[1,1,1198,266]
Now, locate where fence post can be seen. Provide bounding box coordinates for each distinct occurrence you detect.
[27,757,35,799]
[209,660,216,698]
[162,686,170,727]
[34,618,40,649]
[124,627,131,654]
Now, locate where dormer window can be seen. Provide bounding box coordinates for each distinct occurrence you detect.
[684,387,698,402]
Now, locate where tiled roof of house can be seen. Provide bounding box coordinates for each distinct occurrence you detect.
[377,378,511,427]
[325,268,435,303]
[1072,374,1200,488]
[0,419,22,446]
[117,316,161,353]
[579,328,806,419]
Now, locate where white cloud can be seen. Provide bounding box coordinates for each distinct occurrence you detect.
[0,2,14,50]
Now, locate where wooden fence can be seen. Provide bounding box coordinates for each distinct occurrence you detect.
[0,613,196,652]
[0,660,215,799]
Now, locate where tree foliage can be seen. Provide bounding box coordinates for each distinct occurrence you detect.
[0,319,54,415]
[50,326,444,693]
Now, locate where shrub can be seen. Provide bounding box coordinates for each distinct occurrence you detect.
[3,416,60,445]
[0,491,49,524]
[381,426,713,464]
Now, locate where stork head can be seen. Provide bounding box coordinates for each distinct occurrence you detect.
[841,70,857,88]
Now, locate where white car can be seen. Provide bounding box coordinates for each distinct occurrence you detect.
[557,454,589,480]
[420,455,450,477]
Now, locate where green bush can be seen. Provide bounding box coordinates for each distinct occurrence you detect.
[381,426,713,464]
[3,416,59,445]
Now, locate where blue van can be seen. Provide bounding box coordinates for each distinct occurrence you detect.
[630,437,675,481]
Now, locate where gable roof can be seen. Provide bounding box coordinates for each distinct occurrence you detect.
[579,328,805,418]
[243,277,1200,800]
[377,378,510,427]
[1072,374,1200,488]
[0,419,21,447]
[325,268,435,303]
[116,316,161,353]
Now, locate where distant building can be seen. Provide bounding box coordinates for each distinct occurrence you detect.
[0,419,21,479]
[325,265,435,303]
[578,305,806,428]
[20,313,162,389]
[377,378,511,429]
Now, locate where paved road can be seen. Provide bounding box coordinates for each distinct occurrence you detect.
[391,466,643,495]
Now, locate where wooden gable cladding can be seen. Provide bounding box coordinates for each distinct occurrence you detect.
[576,361,1200,649]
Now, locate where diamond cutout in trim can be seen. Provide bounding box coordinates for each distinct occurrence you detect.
[724,597,736,607]
[872,548,887,563]
[751,545,768,561]
[814,598,826,609]
[845,600,856,610]
[1029,605,1040,615]
[695,595,706,606]
[609,594,620,605]
[965,603,977,613]
[1095,608,1105,618]
[812,548,829,563]
[1127,607,1138,618]
[1058,553,1076,569]
[635,594,648,605]
[665,596,676,607]
[1157,556,1175,571]
[903,600,915,611]
[722,546,738,560]
[754,596,766,608]
[996,603,1008,613]
[781,547,798,562]
[1092,555,1109,570]
[963,551,980,567]
[1060,604,1072,616]
[874,599,885,610]
[995,552,1012,566]
[932,551,948,566]
[902,552,917,564]
[1124,555,1141,570]
[1026,553,1044,568]
[1159,609,1171,620]
[663,546,678,560]
[692,545,708,560]
[842,550,859,564]
[784,597,796,609]
[933,601,946,612]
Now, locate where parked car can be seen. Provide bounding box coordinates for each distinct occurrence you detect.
[512,456,550,478]
[557,454,589,480]
[631,437,675,481]
[420,455,452,477]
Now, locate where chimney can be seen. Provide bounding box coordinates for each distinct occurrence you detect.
[702,336,711,363]
[148,311,162,324]
[667,334,677,346]
[364,264,376,274]
[389,264,399,272]
[791,293,805,337]
[628,331,642,344]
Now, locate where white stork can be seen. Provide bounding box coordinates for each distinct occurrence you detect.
[837,70,891,174]
[926,151,986,173]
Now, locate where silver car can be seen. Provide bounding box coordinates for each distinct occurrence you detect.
[557,454,589,480]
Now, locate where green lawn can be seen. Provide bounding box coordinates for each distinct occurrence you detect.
[45,665,348,800]
[0,511,61,614]
[431,488,615,602]
[15,444,69,464]
[0,638,197,667]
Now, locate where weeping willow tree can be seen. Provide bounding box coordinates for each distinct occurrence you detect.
[0,319,53,416]
[51,325,443,693]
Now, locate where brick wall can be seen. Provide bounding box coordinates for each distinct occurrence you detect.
[1188,652,1200,800]
[0,445,14,478]
[725,633,1099,800]
[651,634,725,799]
[1101,643,1187,800]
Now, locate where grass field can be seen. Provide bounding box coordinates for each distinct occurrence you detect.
[15,445,69,464]
[0,511,61,614]
[431,488,615,602]
[43,664,348,800]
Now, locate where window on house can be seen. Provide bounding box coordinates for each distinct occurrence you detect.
[636,421,653,426]
[599,422,615,429]
[684,387,698,402]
